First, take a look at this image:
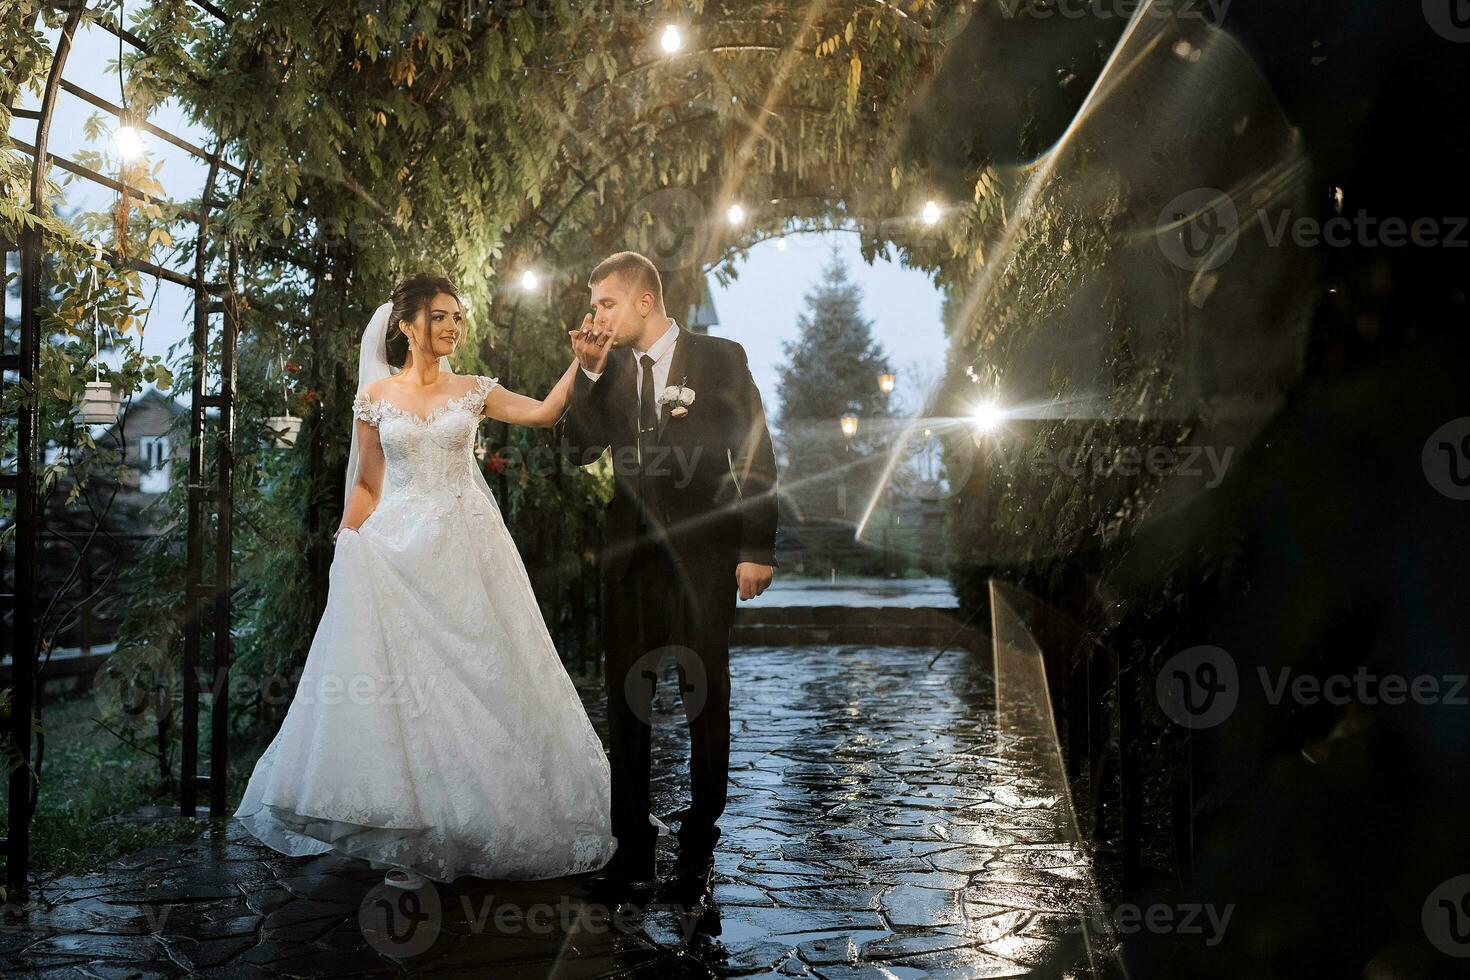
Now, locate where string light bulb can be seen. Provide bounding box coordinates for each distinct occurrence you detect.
[114,1,144,163]
[116,123,145,161]
[661,25,684,53]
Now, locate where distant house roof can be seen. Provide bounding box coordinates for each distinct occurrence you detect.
[684,278,720,334]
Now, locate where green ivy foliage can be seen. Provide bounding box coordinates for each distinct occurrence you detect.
[0,0,958,763]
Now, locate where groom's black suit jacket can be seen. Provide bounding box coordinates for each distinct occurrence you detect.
[561,327,779,578]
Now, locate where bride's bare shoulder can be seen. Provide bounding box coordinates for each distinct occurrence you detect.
[362,377,395,399]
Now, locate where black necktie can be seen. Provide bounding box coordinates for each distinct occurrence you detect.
[638,354,657,458]
[637,354,656,525]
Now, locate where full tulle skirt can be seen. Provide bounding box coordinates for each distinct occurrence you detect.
[234,487,617,882]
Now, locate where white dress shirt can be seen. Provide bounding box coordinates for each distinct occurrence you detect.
[582,319,681,405]
[583,319,680,466]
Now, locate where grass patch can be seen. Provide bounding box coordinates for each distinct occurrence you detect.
[1,694,239,878]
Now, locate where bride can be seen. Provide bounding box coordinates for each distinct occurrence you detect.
[235,273,618,888]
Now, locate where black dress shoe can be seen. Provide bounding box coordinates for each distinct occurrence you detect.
[587,871,654,905]
[664,866,711,907]
[586,849,657,903]
[674,830,717,874]
[665,847,714,906]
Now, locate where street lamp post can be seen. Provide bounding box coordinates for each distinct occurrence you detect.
[877,372,897,577]
[838,414,857,520]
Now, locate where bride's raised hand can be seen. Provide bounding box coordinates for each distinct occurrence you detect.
[569,312,610,375]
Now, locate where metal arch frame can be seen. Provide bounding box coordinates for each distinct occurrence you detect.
[0,0,943,904]
[1,0,263,902]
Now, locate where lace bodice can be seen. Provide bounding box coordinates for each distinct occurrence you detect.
[352,375,499,503]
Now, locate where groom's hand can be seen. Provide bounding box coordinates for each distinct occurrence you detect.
[736,562,773,601]
[569,312,611,375]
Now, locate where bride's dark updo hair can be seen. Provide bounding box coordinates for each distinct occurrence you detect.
[386,273,460,369]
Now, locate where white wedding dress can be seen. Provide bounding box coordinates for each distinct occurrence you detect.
[234,374,618,882]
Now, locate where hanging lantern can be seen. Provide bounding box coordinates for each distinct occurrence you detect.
[81,379,123,424]
[839,414,859,438]
[877,371,896,394]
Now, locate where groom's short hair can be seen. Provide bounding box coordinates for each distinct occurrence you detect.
[589,251,663,306]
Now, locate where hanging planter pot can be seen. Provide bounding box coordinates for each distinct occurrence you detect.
[80,250,122,425]
[81,379,123,424]
[266,352,306,449]
[265,414,302,449]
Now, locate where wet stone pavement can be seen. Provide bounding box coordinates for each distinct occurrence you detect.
[2,645,1120,977]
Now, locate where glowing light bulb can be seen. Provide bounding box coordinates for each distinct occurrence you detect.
[878,372,895,394]
[116,125,146,161]
[922,200,942,226]
[520,269,540,291]
[727,203,746,225]
[972,401,1004,433]
[773,237,788,251]
[661,25,684,53]
[840,414,859,438]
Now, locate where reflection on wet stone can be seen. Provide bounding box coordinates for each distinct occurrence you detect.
[2,645,1120,976]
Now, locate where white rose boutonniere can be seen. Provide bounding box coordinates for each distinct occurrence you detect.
[658,384,696,418]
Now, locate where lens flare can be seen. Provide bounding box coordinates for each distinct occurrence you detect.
[116,125,146,161]
[972,401,1004,433]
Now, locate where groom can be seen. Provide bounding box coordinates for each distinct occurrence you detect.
[562,251,778,901]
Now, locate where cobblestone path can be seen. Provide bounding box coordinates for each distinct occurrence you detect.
[2,645,1119,977]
